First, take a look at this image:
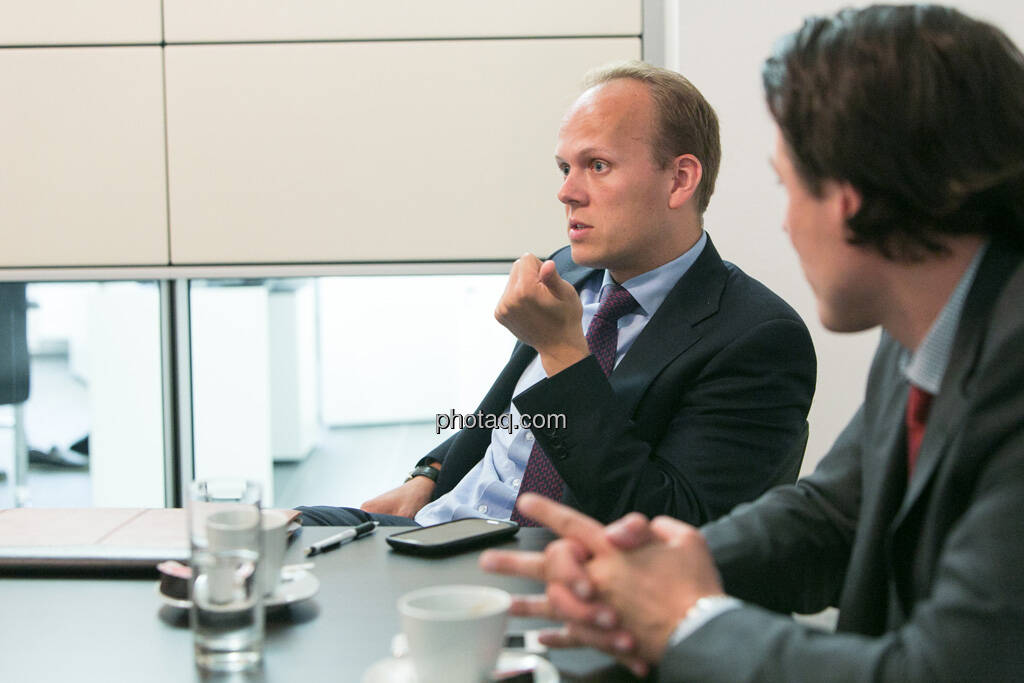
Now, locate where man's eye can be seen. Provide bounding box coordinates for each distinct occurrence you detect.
[559,164,570,177]
[592,160,608,172]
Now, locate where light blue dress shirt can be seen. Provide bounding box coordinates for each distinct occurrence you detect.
[901,242,986,392]
[415,232,708,525]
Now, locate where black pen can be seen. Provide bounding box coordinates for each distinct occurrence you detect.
[304,520,379,557]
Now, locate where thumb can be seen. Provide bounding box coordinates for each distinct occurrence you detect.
[604,512,656,550]
[649,516,698,546]
[538,260,577,301]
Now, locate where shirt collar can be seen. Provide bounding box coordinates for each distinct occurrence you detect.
[902,242,987,393]
[598,231,708,317]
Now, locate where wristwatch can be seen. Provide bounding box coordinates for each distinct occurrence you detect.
[404,465,440,484]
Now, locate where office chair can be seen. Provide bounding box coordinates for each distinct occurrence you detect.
[1,282,31,506]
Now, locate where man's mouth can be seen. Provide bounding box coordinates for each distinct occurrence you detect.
[568,221,592,239]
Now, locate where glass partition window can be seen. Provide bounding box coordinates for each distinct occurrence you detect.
[0,281,165,508]
[1,273,514,510]
[187,274,514,509]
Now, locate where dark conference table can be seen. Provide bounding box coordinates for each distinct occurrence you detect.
[0,527,632,682]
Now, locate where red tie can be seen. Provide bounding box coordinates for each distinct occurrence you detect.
[510,285,639,526]
[905,385,934,477]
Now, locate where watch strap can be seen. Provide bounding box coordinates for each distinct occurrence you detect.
[405,465,439,484]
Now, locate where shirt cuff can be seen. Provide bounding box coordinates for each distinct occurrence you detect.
[667,595,743,648]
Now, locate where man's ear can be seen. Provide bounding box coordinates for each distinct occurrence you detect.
[838,181,862,220]
[668,154,703,210]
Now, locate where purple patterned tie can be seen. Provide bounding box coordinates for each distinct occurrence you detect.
[511,285,639,526]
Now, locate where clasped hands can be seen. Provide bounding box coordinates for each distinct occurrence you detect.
[480,494,724,679]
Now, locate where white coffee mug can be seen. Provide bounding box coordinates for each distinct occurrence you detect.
[398,584,511,683]
[260,510,291,597]
[205,508,261,604]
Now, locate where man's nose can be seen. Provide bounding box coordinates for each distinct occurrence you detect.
[557,171,586,205]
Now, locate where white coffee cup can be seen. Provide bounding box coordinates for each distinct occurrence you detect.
[260,510,291,597]
[397,584,511,683]
[204,508,261,604]
[206,508,261,548]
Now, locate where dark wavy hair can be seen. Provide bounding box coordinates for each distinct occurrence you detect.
[764,4,1024,260]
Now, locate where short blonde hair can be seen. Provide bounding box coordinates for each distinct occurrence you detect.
[583,61,721,214]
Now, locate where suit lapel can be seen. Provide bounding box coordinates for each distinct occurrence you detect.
[866,365,912,501]
[892,240,1023,530]
[837,350,910,633]
[610,237,728,415]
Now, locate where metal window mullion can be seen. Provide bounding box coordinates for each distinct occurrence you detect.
[159,279,195,507]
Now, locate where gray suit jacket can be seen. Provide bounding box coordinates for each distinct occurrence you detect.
[660,240,1024,681]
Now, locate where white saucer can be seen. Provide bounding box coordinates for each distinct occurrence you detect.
[157,568,320,609]
[362,650,559,683]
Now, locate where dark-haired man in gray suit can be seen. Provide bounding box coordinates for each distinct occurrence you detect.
[483,6,1024,681]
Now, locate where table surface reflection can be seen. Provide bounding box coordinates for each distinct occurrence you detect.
[0,527,631,682]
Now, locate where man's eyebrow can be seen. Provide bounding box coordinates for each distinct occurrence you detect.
[555,147,614,163]
[578,146,613,158]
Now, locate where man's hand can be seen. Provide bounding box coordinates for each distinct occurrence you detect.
[480,495,724,672]
[587,515,724,662]
[495,254,589,376]
[361,474,436,518]
[480,497,649,677]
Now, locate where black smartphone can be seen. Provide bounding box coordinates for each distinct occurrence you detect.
[386,518,519,556]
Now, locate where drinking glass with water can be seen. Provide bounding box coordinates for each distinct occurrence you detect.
[187,479,264,673]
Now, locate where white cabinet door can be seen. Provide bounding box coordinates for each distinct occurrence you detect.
[0,0,161,46]
[164,0,640,43]
[0,47,169,267]
[165,37,640,264]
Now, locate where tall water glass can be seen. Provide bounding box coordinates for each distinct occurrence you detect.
[187,478,264,672]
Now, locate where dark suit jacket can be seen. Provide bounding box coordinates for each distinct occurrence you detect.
[662,241,1024,680]
[420,235,816,525]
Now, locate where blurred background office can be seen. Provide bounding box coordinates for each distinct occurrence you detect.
[2,0,1021,510]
